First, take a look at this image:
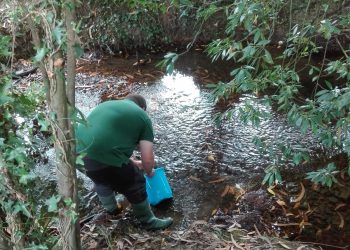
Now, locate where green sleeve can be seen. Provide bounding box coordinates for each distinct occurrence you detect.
[139,116,154,142]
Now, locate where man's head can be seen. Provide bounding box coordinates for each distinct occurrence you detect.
[126,94,147,111]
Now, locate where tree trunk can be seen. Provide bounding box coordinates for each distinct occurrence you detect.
[65,0,77,106]
[49,50,80,250]
[25,1,81,248]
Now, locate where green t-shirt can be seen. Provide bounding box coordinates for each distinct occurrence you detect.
[76,99,154,167]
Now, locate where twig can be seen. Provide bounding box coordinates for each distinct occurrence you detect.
[335,37,348,58]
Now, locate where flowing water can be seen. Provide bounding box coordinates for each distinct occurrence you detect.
[33,51,349,247]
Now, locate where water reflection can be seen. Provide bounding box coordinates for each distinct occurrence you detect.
[161,72,200,103]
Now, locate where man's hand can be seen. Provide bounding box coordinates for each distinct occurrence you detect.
[145,168,155,177]
[139,140,156,177]
[130,158,143,170]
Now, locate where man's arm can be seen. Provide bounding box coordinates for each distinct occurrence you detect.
[139,140,155,176]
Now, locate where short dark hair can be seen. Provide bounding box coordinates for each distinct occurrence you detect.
[126,94,147,110]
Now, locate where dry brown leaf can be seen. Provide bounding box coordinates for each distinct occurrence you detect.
[231,234,245,250]
[278,241,291,249]
[124,74,134,79]
[337,212,345,229]
[208,176,228,184]
[335,203,346,211]
[296,245,307,250]
[207,153,216,162]
[293,202,300,209]
[278,190,288,196]
[221,185,230,197]
[276,199,286,207]
[294,182,305,203]
[144,73,157,79]
[189,175,203,182]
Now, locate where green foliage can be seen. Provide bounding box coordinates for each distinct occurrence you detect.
[262,165,282,186]
[84,0,168,51]
[156,52,178,74]
[306,163,339,187]
[0,30,58,248]
[0,36,11,61]
[182,0,350,187]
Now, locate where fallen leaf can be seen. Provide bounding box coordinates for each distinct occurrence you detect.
[273,223,300,227]
[124,74,134,79]
[189,175,203,182]
[231,234,245,250]
[208,176,228,184]
[296,245,307,250]
[334,203,346,211]
[267,186,276,196]
[211,209,217,216]
[207,153,216,162]
[278,190,288,196]
[293,182,305,203]
[221,185,230,197]
[293,202,301,209]
[278,241,291,249]
[144,73,157,79]
[337,212,345,229]
[276,199,286,207]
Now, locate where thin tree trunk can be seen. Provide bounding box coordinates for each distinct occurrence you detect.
[49,50,80,250]
[65,0,77,106]
[64,1,81,249]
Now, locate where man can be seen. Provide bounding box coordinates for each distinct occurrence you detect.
[76,94,173,230]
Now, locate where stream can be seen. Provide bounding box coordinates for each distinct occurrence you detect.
[33,51,350,248]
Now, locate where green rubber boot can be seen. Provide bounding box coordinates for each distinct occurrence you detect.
[132,199,173,230]
[98,193,118,215]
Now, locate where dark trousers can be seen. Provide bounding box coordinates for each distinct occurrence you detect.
[83,157,147,204]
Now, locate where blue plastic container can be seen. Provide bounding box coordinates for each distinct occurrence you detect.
[145,167,173,206]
